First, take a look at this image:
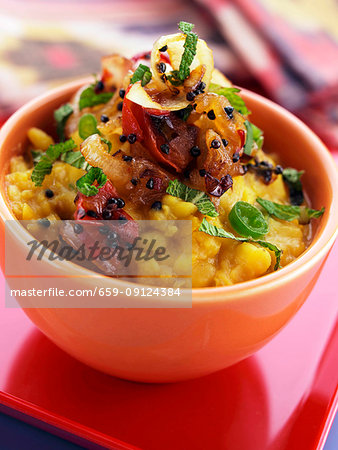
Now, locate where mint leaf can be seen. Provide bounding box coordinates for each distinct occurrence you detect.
[209,83,250,115]
[166,71,184,87]
[282,167,304,206]
[175,104,193,121]
[244,121,264,155]
[79,85,113,110]
[243,120,254,155]
[199,218,282,270]
[78,113,99,140]
[199,218,245,240]
[54,103,73,141]
[168,22,198,86]
[31,139,76,186]
[251,123,264,149]
[77,114,111,151]
[31,149,43,166]
[283,168,304,186]
[255,240,282,270]
[76,167,107,196]
[178,21,194,34]
[302,207,325,220]
[177,22,198,81]
[130,64,152,87]
[256,198,299,221]
[256,197,324,224]
[60,150,90,171]
[166,179,218,217]
[100,137,112,152]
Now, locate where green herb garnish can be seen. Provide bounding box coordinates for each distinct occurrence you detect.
[76,167,107,196]
[243,120,254,156]
[31,139,76,186]
[251,123,264,149]
[178,21,195,34]
[199,218,281,270]
[79,85,113,110]
[209,83,250,116]
[130,64,152,87]
[54,103,73,141]
[282,167,304,206]
[78,113,112,151]
[78,113,99,140]
[177,21,198,81]
[166,179,218,217]
[167,21,198,86]
[199,217,247,241]
[254,240,282,270]
[229,201,269,239]
[31,149,43,166]
[176,104,193,121]
[100,137,112,152]
[282,168,304,186]
[256,197,324,224]
[60,150,91,171]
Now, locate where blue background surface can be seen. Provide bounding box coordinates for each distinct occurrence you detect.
[0,410,337,449]
[0,412,83,449]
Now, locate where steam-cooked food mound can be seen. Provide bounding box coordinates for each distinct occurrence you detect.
[6,21,324,286]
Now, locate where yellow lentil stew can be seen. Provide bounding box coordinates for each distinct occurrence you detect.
[5,21,324,287]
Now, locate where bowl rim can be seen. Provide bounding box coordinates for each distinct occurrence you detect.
[0,79,337,303]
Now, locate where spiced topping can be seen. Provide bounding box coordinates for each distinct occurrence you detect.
[197,81,206,92]
[127,133,137,144]
[160,143,170,154]
[158,62,166,73]
[86,210,98,218]
[224,106,234,119]
[146,178,154,189]
[118,216,128,224]
[207,110,216,120]
[205,173,233,197]
[95,80,104,93]
[210,139,221,149]
[190,145,201,157]
[102,209,113,220]
[73,223,83,234]
[232,151,240,163]
[151,201,162,210]
[45,189,54,198]
[186,92,195,102]
[244,160,276,184]
[116,198,125,208]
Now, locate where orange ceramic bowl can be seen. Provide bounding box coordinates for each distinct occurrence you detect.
[0,80,337,383]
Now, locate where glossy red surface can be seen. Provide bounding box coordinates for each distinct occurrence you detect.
[0,238,337,450]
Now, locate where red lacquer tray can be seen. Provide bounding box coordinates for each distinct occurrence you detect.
[0,240,337,450]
